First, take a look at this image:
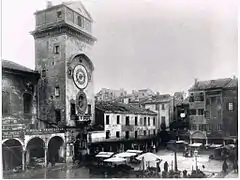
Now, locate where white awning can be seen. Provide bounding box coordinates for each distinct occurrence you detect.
[136,152,162,162]
[114,152,137,158]
[126,149,143,154]
[104,157,127,163]
[188,143,202,148]
[95,152,114,158]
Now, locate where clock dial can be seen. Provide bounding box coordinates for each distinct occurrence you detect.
[73,65,89,89]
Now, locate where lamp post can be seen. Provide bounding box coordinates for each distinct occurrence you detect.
[194,149,198,171]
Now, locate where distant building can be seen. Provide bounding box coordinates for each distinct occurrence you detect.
[88,101,158,153]
[142,94,174,130]
[188,77,238,144]
[95,88,127,101]
[131,89,155,101]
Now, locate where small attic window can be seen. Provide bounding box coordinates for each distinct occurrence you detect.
[54,45,59,54]
[57,11,62,18]
[77,16,82,27]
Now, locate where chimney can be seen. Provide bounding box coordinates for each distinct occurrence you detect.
[47,1,53,8]
[194,78,198,86]
[233,75,236,80]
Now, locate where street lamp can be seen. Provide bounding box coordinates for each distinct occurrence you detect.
[194,149,198,171]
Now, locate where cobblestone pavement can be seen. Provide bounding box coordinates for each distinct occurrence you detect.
[3,149,229,179]
[155,149,223,176]
[224,170,239,178]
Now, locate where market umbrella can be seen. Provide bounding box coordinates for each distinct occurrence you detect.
[136,152,162,162]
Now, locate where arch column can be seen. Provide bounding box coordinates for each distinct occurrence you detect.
[44,146,48,167]
[22,149,26,171]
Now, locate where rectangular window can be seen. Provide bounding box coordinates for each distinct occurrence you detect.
[218,124,222,130]
[70,103,76,115]
[153,129,156,135]
[161,116,166,124]
[57,11,62,18]
[126,116,130,125]
[153,117,156,126]
[106,131,110,139]
[23,93,32,114]
[55,109,61,123]
[228,102,233,111]
[135,116,138,125]
[55,86,60,97]
[197,109,204,115]
[117,115,120,124]
[155,104,159,110]
[135,131,138,138]
[148,117,150,126]
[87,104,91,114]
[41,69,46,78]
[189,109,196,115]
[140,118,143,126]
[189,94,194,102]
[106,115,110,125]
[161,104,165,110]
[144,130,147,136]
[2,91,10,115]
[116,131,120,138]
[125,131,129,139]
[54,45,60,54]
[144,117,147,126]
[77,16,83,27]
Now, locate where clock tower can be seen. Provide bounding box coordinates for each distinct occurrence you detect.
[31,1,96,161]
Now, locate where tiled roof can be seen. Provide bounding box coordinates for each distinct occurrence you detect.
[2,60,37,74]
[142,94,172,104]
[96,101,157,115]
[189,78,237,91]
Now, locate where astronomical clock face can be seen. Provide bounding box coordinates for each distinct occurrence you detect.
[73,64,89,89]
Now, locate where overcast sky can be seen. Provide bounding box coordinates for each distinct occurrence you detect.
[2,0,238,94]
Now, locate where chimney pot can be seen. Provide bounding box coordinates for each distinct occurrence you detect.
[47,1,53,8]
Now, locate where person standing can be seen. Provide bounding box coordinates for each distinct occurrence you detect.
[164,161,169,173]
[222,160,228,173]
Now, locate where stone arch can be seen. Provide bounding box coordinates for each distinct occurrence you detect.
[2,139,23,170]
[69,53,94,71]
[2,138,24,148]
[47,136,65,164]
[26,137,45,165]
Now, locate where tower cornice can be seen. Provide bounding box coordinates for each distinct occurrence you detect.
[31,22,97,45]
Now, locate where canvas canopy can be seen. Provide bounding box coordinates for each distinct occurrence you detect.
[188,143,202,148]
[95,152,114,158]
[136,152,162,170]
[114,152,137,158]
[104,157,127,163]
[136,152,162,162]
[126,149,143,154]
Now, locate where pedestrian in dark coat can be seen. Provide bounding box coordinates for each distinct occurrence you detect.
[164,161,169,172]
[222,160,228,173]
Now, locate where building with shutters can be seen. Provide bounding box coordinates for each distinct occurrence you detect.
[88,101,158,154]
[188,77,238,145]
